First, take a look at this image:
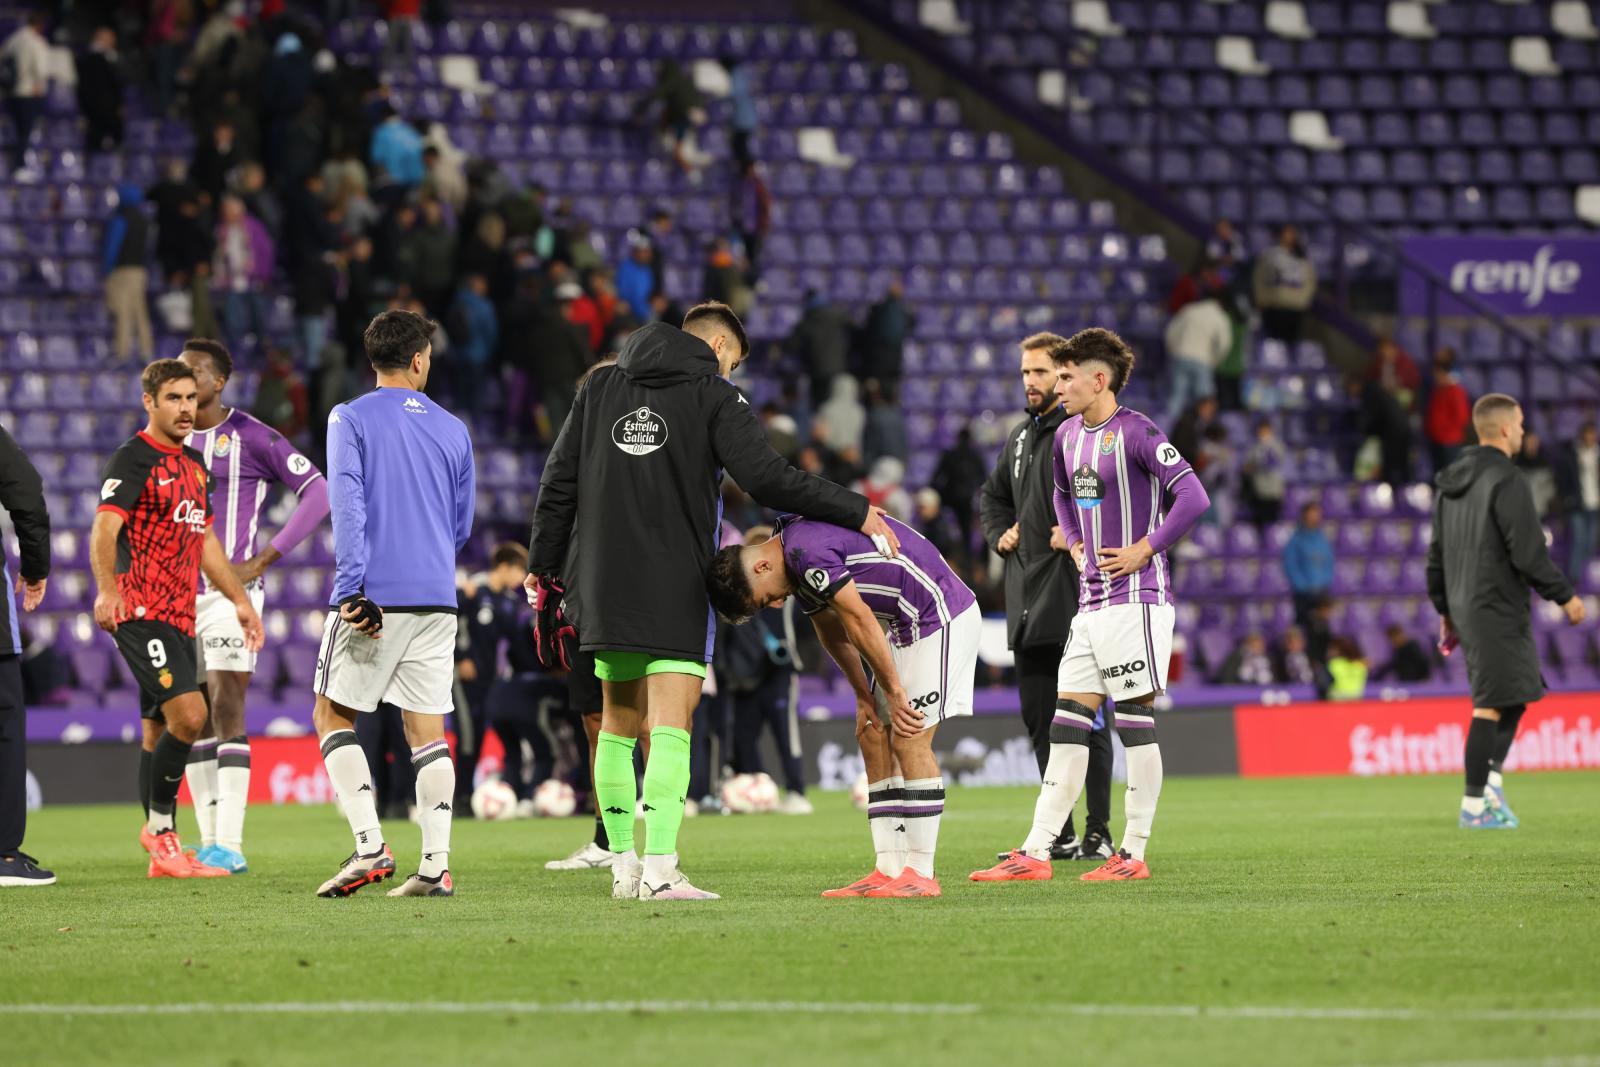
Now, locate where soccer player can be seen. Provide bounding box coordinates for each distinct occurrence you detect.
[970,328,1209,883]
[527,302,897,901]
[179,339,329,874]
[708,515,979,897]
[455,542,529,811]
[311,310,474,898]
[91,359,265,878]
[1427,393,1584,829]
[542,648,618,869]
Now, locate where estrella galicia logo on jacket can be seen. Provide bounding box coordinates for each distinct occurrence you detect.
[612,406,669,456]
[1073,464,1105,510]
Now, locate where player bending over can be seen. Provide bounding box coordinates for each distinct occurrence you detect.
[92,359,265,878]
[970,328,1208,884]
[709,514,978,898]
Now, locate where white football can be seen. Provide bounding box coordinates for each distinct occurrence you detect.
[721,772,780,814]
[850,772,870,812]
[533,778,578,818]
[470,778,518,821]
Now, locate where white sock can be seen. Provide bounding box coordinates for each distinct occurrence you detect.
[320,729,384,855]
[215,736,250,852]
[901,776,944,879]
[1462,794,1486,815]
[1120,743,1164,862]
[1487,769,1504,790]
[1021,744,1089,858]
[888,774,907,876]
[642,851,677,885]
[866,777,904,877]
[185,738,219,847]
[412,740,455,878]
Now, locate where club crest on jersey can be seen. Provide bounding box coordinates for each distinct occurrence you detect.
[1099,430,1117,455]
[804,567,829,592]
[158,668,173,689]
[612,406,668,456]
[1073,464,1106,510]
[213,433,231,457]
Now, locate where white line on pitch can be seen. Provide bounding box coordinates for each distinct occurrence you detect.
[3,1001,1600,1023]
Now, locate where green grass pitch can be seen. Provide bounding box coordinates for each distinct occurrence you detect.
[5,773,1599,1067]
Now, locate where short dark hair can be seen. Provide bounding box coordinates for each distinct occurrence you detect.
[1049,327,1137,393]
[706,546,757,624]
[491,542,528,570]
[683,301,749,359]
[182,338,233,380]
[141,358,195,399]
[363,309,435,372]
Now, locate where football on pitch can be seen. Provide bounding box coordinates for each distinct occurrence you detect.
[720,772,780,814]
[532,778,578,818]
[850,772,870,812]
[470,778,518,821]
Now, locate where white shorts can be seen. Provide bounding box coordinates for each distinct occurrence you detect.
[875,603,981,732]
[195,586,266,674]
[312,610,457,715]
[1057,602,1175,701]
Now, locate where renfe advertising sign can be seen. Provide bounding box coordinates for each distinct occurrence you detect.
[1234,694,1600,778]
[1399,237,1600,318]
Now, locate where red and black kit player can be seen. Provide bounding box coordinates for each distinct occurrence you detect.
[89,359,265,879]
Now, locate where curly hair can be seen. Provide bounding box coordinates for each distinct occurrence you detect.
[1048,327,1137,394]
[706,546,757,624]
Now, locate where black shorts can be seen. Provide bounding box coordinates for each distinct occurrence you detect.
[113,620,200,720]
[566,648,602,717]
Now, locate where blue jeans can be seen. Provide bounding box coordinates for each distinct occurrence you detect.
[297,313,329,370]
[1166,357,1216,425]
[1568,509,1599,585]
[222,291,272,350]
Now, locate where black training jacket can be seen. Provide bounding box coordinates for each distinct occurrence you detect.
[1426,445,1572,707]
[528,322,869,661]
[0,422,50,656]
[980,404,1078,650]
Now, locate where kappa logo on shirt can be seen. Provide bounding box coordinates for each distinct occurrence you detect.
[612,406,669,456]
[403,398,428,414]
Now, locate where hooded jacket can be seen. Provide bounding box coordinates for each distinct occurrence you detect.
[980,402,1078,649]
[1426,445,1572,707]
[528,322,869,661]
[102,185,148,275]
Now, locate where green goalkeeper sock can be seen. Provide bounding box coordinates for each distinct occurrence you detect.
[594,731,638,855]
[642,725,692,857]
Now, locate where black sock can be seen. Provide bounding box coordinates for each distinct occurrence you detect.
[147,733,193,830]
[139,749,153,817]
[1491,705,1526,770]
[593,813,610,851]
[1464,717,1497,798]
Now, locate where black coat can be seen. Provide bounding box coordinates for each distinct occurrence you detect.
[1426,446,1573,708]
[980,404,1078,650]
[528,322,868,661]
[0,423,50,656]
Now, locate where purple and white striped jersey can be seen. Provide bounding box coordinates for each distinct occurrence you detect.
[187,409,322,580]
[774,515,976,648]
[1051,405,1208,613]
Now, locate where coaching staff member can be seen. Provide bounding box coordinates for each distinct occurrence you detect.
[527,301,898,902]
[980,332,1111,861]
[0,422,50,887]
[1428,393,1584,830]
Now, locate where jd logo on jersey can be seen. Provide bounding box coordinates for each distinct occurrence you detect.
[910,690,941,710]
[612,406,669,456]
[1101,659,1147,680]
[805,568,830,592]
[1073,464,1106,510]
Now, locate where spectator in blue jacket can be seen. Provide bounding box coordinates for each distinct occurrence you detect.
[615,235,656,322]
[102,183,153,362]
[1283,501,1335,628]
[448,273,498,418]
[369,107,425,194]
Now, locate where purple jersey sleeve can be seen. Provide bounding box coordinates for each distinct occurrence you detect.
[782,527,853,613]
[1128,419,1208,553]
[1052,421,1083,551]
[262,429,323,494]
